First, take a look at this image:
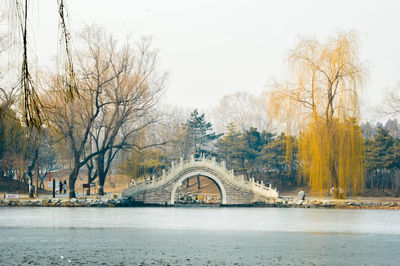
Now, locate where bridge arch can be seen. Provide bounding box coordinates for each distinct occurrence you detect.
[170,169,227,205]
[122,156,279,205]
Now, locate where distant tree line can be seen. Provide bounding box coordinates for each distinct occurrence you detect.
[118,109,400,197]
[362,119,400,139]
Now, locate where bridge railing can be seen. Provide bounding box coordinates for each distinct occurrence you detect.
[126,155,279,198]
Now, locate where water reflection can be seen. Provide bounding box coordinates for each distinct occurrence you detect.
[0,207,399,234]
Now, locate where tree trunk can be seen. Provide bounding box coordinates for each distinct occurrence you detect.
[96,155,106,196]
[35,176,38,197]
[28,173,34,198]
[27,147,39,198]
[86,162,95,196]
[27,163,35,198]
[197,175,200,189]
[331,161,340,199]
[68,165,79,198]
[98,172,105,196]
[35,167,39,197]
[0,168,4,183]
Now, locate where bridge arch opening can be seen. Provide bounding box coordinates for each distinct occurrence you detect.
[174,176,221,204]
[170,172,227,205]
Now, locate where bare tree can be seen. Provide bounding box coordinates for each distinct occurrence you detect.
[44,26,121,197]
[382,83,400,118]
[210,92,272,134]
[44,25,165,197]
[89,36,165,195]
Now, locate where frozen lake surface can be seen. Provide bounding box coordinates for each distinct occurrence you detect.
[0,207,399,265]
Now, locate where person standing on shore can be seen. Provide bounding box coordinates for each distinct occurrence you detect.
[58,180,63,194]
[63,180,67,194]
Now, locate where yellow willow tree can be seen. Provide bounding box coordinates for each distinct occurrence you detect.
[269,31,367,198]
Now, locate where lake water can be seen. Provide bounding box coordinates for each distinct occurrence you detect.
[0,207,399,265]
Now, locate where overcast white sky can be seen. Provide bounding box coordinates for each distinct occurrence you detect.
[31,0,400,121]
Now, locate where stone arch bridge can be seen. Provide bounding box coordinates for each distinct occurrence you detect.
[122,155,279,205]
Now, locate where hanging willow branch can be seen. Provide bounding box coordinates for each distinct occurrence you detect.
[269,31,367,198]
[8,0,77,129]
[57,0,78,100]
[15,0,42,128]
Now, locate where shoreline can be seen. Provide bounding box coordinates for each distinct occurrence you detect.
[1,196,400,209]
